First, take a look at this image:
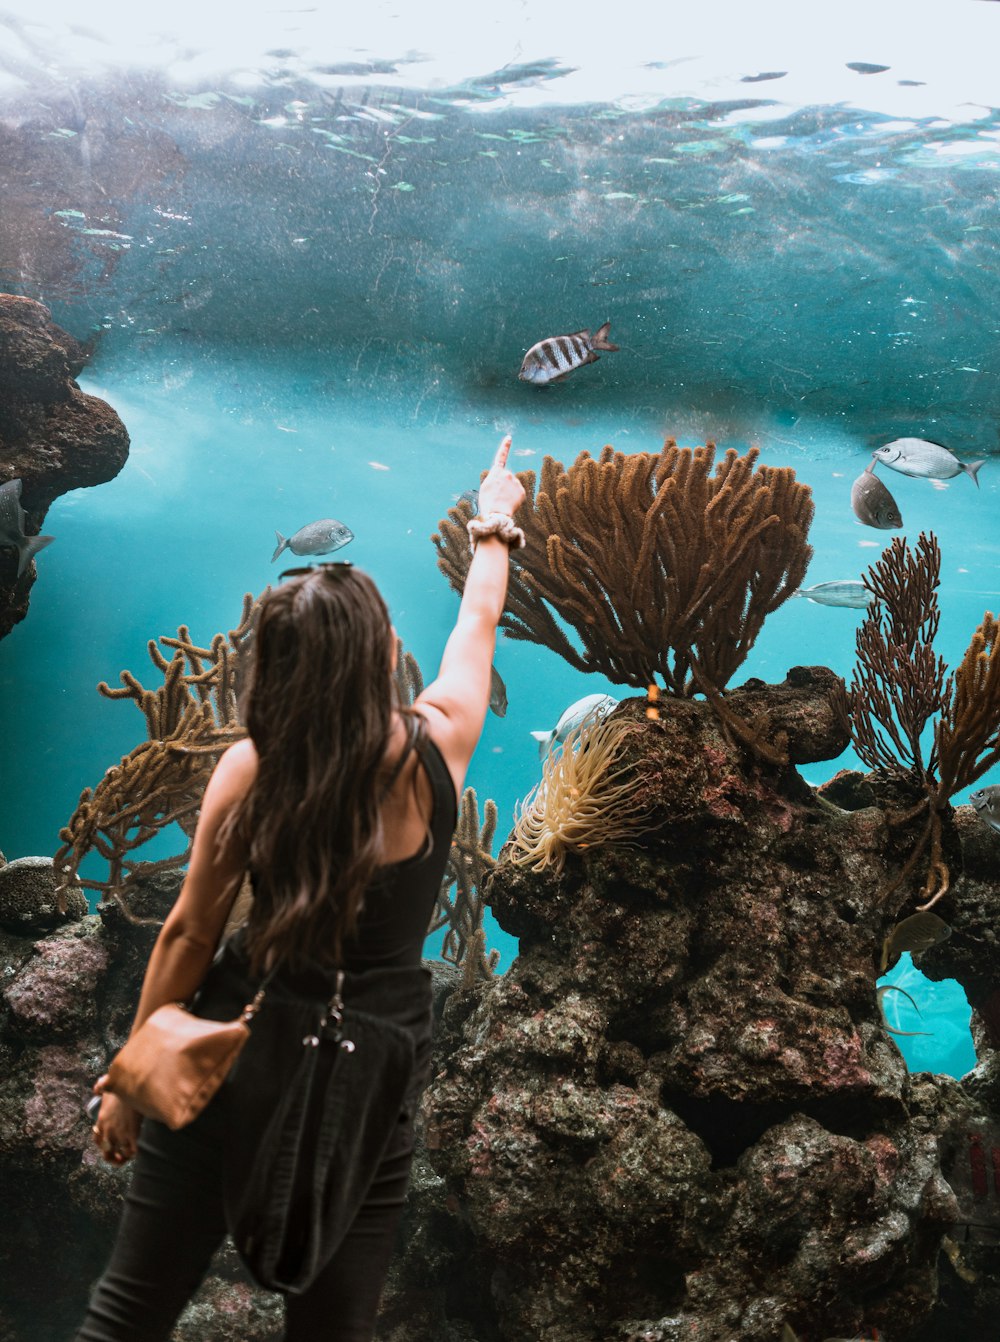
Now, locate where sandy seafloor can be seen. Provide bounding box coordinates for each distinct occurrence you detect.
[0,337,990,1077]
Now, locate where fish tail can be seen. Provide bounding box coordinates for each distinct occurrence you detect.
[17,533,54,578]
[965,460,987,488]
[530,729,554,758]
[590,320,619,352]
[271,531,288,563]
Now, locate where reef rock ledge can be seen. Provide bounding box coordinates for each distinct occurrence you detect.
[422,681,987,1342]
[0,293,129,639]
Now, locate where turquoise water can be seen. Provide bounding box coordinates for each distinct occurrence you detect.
[2,0,998,1079]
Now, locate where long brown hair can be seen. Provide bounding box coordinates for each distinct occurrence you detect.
[225,566,418,974]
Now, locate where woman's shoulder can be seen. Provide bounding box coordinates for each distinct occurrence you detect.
[223,737,259,773]
[204,738,258,808]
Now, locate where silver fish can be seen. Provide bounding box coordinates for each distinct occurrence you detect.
[0,478,55,577]
[873,436,985,487]
[792,580,873,610]
[530,692,618,758]
[970,784,1000,833]
[489,664,507,718]
[850,462,903,530]
[271,518,354,563]
[518,320,619,386]
[458,489,479,511]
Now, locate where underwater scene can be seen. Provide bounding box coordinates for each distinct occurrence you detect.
[2,2,1000,1339]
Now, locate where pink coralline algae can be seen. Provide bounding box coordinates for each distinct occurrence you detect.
[24,1045,90,1148]
[3,932,107,1036]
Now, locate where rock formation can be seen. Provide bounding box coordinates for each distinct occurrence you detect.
[0,293,129,639]
[422,675,1000,1341]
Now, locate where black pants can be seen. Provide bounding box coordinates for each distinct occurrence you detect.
[74,1090,414,1342]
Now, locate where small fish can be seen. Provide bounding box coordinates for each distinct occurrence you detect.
[881,910,951,972]
[271,519,354,563]
[458,489,479,511]
[518,321,619,386]
[873,437,985,487]
[489,664,507,718]
[970,784,1000,833]
[0,478,55,577]
[792,581,873,610]
[851,462,903,530]
[878,984,931,1037]
[530,692,618,758]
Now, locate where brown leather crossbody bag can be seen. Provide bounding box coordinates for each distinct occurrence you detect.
[102,983,267,1131]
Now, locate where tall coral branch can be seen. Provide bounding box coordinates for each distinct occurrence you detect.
[838,532,1000,910]
[432,441,814,747]
[429,787,500,983]
[53,595,261,916]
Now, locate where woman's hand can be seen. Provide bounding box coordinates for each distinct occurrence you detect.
[477,435,526,518]
[91,1077,142,1165]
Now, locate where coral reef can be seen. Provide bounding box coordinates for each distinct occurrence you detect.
[0,294,130,638]
[53,596,260,914]
[4,671,1000,1339]
[431,788,501,985]
[0,856,87,933]
[838,532,1000,909]
[510,716,656,875]
[422,683,996,1342]
[432,442,813,719]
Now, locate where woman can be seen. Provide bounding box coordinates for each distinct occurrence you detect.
[78,436,526,1342]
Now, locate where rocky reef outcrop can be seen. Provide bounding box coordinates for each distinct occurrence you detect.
[2,669,999,1340]
[0,293,129,638]
[421,675,1000,1341]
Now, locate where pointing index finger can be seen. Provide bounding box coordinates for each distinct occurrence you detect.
[494,435,512,470]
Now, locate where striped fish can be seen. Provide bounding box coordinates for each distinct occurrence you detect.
[518,320,619,385]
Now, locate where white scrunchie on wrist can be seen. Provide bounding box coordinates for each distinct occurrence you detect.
[466,511,526,553]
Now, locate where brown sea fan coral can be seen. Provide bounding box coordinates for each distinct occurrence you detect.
[838,532,1000,909]
[509,716,656,875]
[433,440,814,699]
[53,595,260,914]
[838,533,949,780]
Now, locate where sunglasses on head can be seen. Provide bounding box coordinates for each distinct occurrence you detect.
[278,561,355,581]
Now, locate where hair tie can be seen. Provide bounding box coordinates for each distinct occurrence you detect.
[467,512,526,553]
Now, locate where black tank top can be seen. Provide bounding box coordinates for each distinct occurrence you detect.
[341,730,458,971]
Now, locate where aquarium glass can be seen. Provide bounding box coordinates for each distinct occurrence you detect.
[1,0,997,1087]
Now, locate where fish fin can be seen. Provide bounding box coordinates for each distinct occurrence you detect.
[17,533,54,578]
[965,460,986,488]
[530,730,553,758]
[591,320,619,352]
[271,531,288,563]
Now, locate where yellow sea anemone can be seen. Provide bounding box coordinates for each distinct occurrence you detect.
[509,716,656,874]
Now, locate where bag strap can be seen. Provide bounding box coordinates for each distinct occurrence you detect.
[238,967,278,1024]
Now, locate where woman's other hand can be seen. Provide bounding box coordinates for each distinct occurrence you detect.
[91,1077,141,1165]
[477,435,526,518]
